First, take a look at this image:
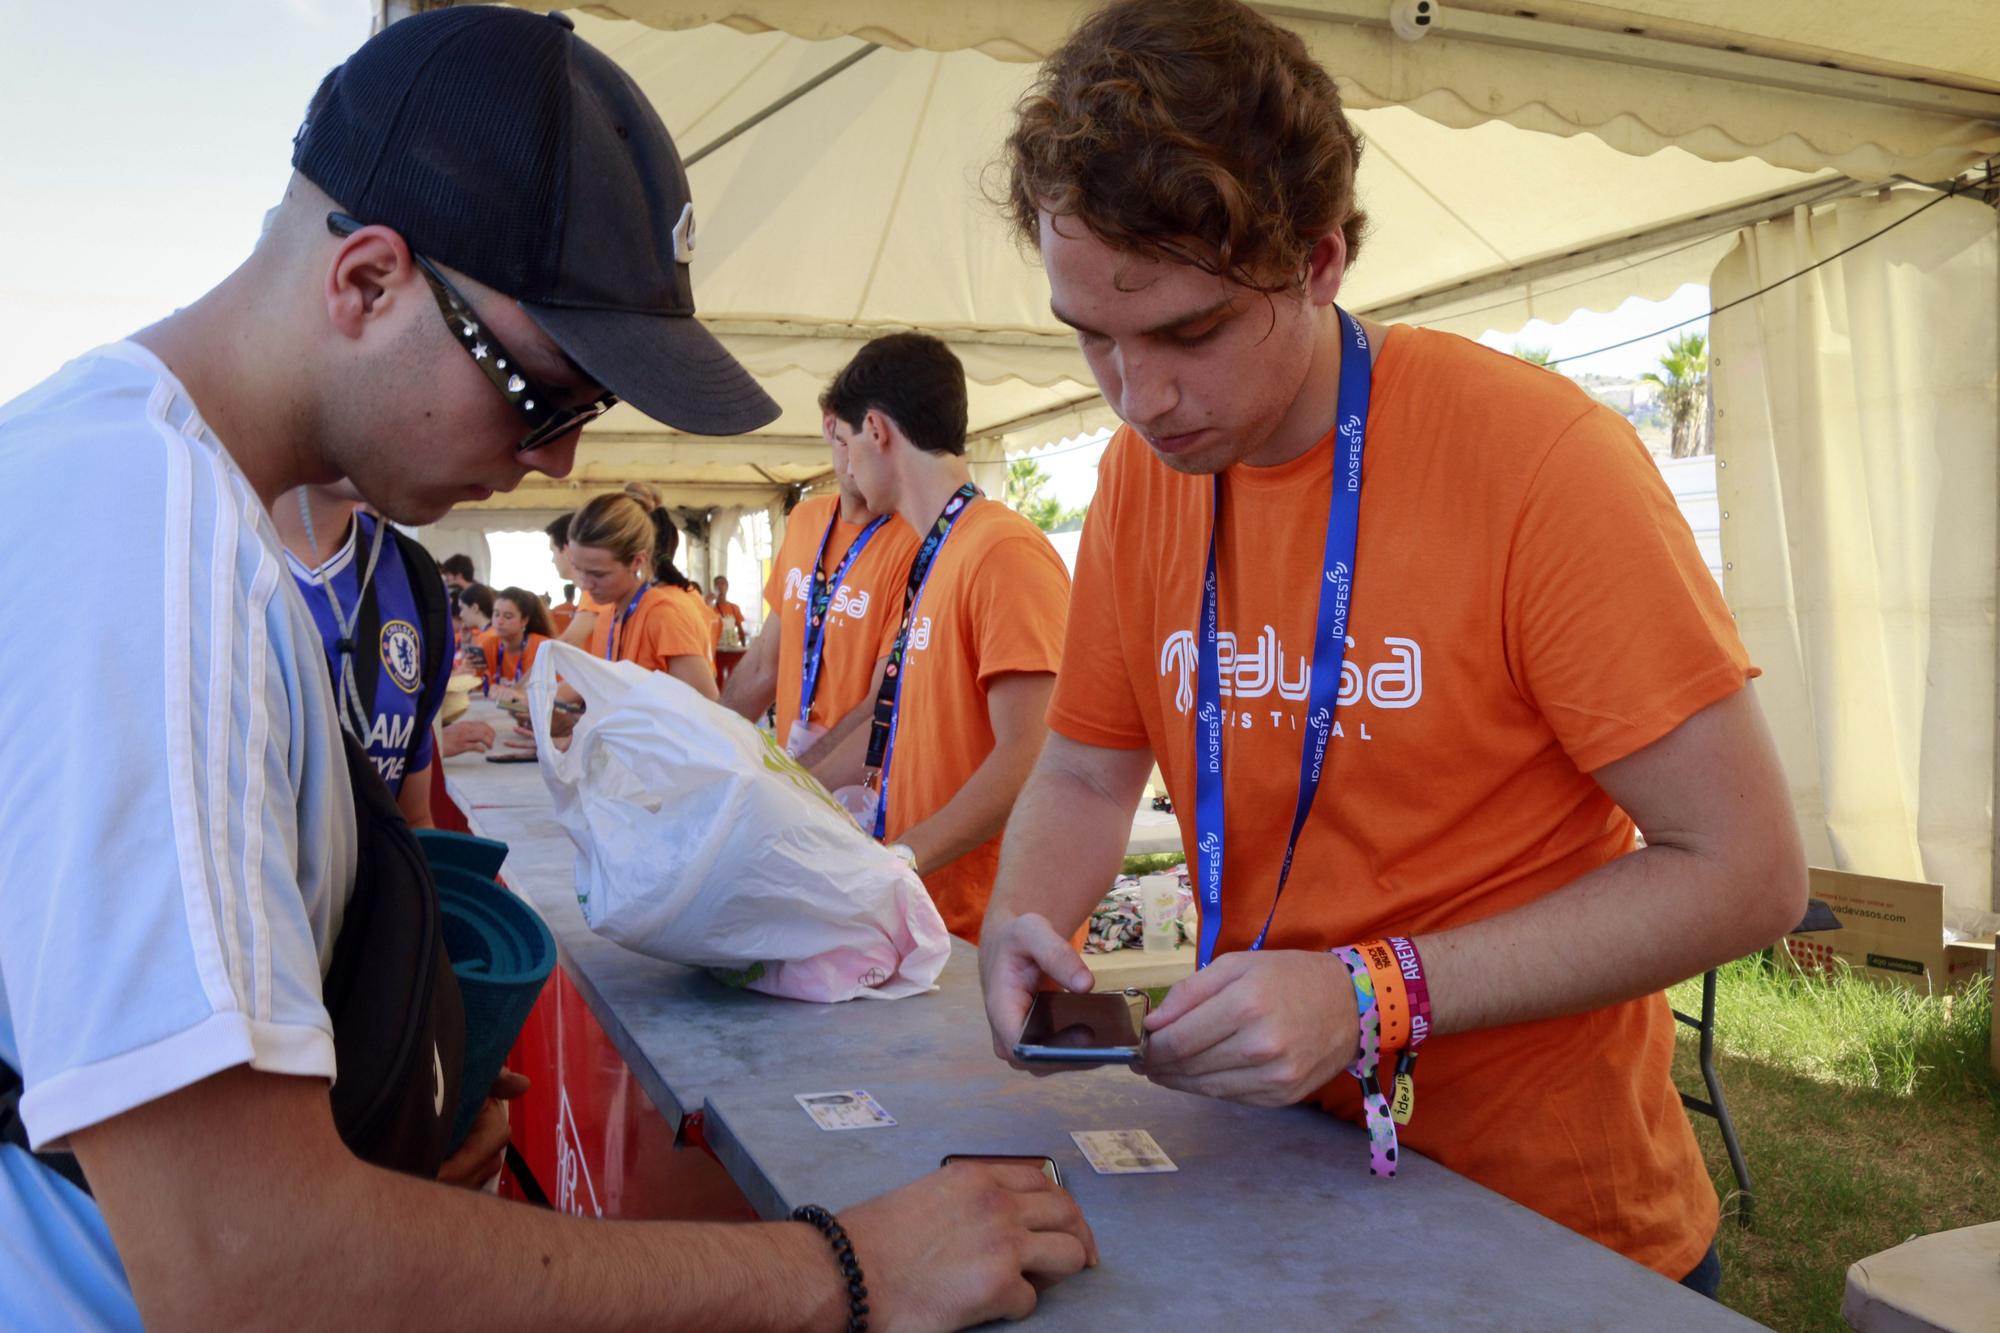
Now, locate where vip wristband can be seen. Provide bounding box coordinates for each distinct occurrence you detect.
[1384,936,1432,1126]
[1330,945,1399,1177]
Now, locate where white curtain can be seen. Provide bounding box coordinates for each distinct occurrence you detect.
[706,505,744,601]
[1712,191,1999,927]
[966,436,1010,498]
[764,498,791,615]
[724,510,772,628]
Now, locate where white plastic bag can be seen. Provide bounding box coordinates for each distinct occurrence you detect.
[526,641,949,1001]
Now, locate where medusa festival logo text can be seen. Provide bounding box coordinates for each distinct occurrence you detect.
[1159,627,1422,739]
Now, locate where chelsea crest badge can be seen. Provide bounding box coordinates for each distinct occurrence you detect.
[380,620,424,695]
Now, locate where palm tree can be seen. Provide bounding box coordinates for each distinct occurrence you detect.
[1002,456,1069,532]
[1511,342,1555,368]
[1642,330,1709,458]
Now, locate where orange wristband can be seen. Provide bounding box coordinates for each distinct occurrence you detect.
[1358,938,1410,1056]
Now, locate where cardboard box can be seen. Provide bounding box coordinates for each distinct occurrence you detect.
[1782,869,1995,995]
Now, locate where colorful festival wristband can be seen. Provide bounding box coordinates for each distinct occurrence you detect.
[1330,945,1399,1178]
[1383,936,1431,1126]
[1388,936,1432,1049]
[1357,939,1410,1056]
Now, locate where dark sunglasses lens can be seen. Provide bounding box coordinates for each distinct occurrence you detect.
[516,400,610,453]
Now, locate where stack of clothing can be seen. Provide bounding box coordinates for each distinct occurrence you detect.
[1085,868,1196,954]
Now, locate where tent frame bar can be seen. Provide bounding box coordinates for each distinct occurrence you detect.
[1257,2,2000,120]
[685,43,882,167]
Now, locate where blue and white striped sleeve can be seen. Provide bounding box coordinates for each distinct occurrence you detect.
[0,363,356,1149]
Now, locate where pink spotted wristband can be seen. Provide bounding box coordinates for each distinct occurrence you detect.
[1331,945,1399,1178]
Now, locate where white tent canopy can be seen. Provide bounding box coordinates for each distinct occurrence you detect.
[390,3,2000,915]
[403,0,1999,519]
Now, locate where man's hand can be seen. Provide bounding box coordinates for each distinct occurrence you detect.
[979,912,1096,1068]
[438,718,495,758]
[436,1069,530,1189]
[838,1160,1098,1329]
[1141,950,1357,1107]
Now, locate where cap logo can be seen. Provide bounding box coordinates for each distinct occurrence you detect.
[671,202,696,265]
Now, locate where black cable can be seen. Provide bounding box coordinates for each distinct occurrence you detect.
[1545,180,1966,367]
[1001,174,1983,456]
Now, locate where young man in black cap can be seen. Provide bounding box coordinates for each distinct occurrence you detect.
[0,9,1092,1327]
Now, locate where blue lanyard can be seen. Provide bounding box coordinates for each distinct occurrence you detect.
[865,483,980,840]
[801,512,890,725]
[606,583,649,662]
[502,635,535,683]
[1193,307,1371,968]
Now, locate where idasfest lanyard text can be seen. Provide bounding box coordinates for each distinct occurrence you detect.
[606,583,649,662]
[1193,307,1371,969]
[864,483,980,840]
[801,512,890,724]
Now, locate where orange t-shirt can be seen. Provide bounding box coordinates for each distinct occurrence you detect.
[569,593,610,642]
[551,601,577,634]
[881,500,1070,943]
[762,495,923,750]
[584,584,711,674]
[1048,327,1751,1278]
[713,598,747,648]
[475,630,547,688]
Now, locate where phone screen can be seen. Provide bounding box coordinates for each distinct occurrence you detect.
[941,1154,1063,1187]
[1014,991,1145,1062]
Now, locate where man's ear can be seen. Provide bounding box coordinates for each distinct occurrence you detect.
[863,407,897,452]
[1303,231,1348,309]
[326,225,419,339]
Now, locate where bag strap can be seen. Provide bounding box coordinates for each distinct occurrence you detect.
[0,1059,91,1196]
[391,526,453,747]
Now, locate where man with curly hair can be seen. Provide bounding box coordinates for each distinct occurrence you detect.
[977,0,1804,1297]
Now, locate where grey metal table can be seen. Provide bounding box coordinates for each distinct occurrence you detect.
[444,761,1758,1330]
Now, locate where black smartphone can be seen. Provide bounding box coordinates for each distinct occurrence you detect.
[484,751,538,764]
[1013,990,1148,1063]
[940,1154,1063,1187]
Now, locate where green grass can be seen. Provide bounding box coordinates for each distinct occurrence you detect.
[1120,853,1186,878]
[1667,959,1998,1331]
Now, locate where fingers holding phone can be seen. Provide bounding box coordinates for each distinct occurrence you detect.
[1012,990,1149,1066]
[837,1158,1096,1328]
[978,912,1097,1071]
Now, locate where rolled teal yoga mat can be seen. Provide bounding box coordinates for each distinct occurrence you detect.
[417,833,556,1153]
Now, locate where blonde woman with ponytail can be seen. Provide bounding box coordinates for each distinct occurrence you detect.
[624,482,721,657]
[565,491,718,700]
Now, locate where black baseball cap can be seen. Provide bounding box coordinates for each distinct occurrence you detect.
[293,6,779,438]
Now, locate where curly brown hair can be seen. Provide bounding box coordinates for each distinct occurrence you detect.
[1004,0,1366,292]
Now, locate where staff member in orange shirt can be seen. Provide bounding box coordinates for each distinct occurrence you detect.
[812,334,1071,943]
[544,516,582,634]
[567,491,718,701]
[546,512,610,649]
[710,576,746,643]
[475,586,554,696]
[625,480,720,667]
[977,0,1804,1297]
[720,424,921,763]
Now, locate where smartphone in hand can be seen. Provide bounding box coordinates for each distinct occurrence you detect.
[1013,990,1148,1064]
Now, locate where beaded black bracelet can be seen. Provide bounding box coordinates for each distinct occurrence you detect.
[791,1203,869,1333]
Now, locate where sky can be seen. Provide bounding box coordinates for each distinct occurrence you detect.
[0,0,375,403]
[0,0,1709,518]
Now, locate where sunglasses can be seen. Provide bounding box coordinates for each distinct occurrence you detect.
[326,213,617,453]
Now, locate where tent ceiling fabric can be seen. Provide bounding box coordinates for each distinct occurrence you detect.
[566,0,2000,178]
[439,1,1996,514]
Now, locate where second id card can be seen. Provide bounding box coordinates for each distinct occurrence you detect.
[1070,1128,1178,1174]
[795,1090,897,1131]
